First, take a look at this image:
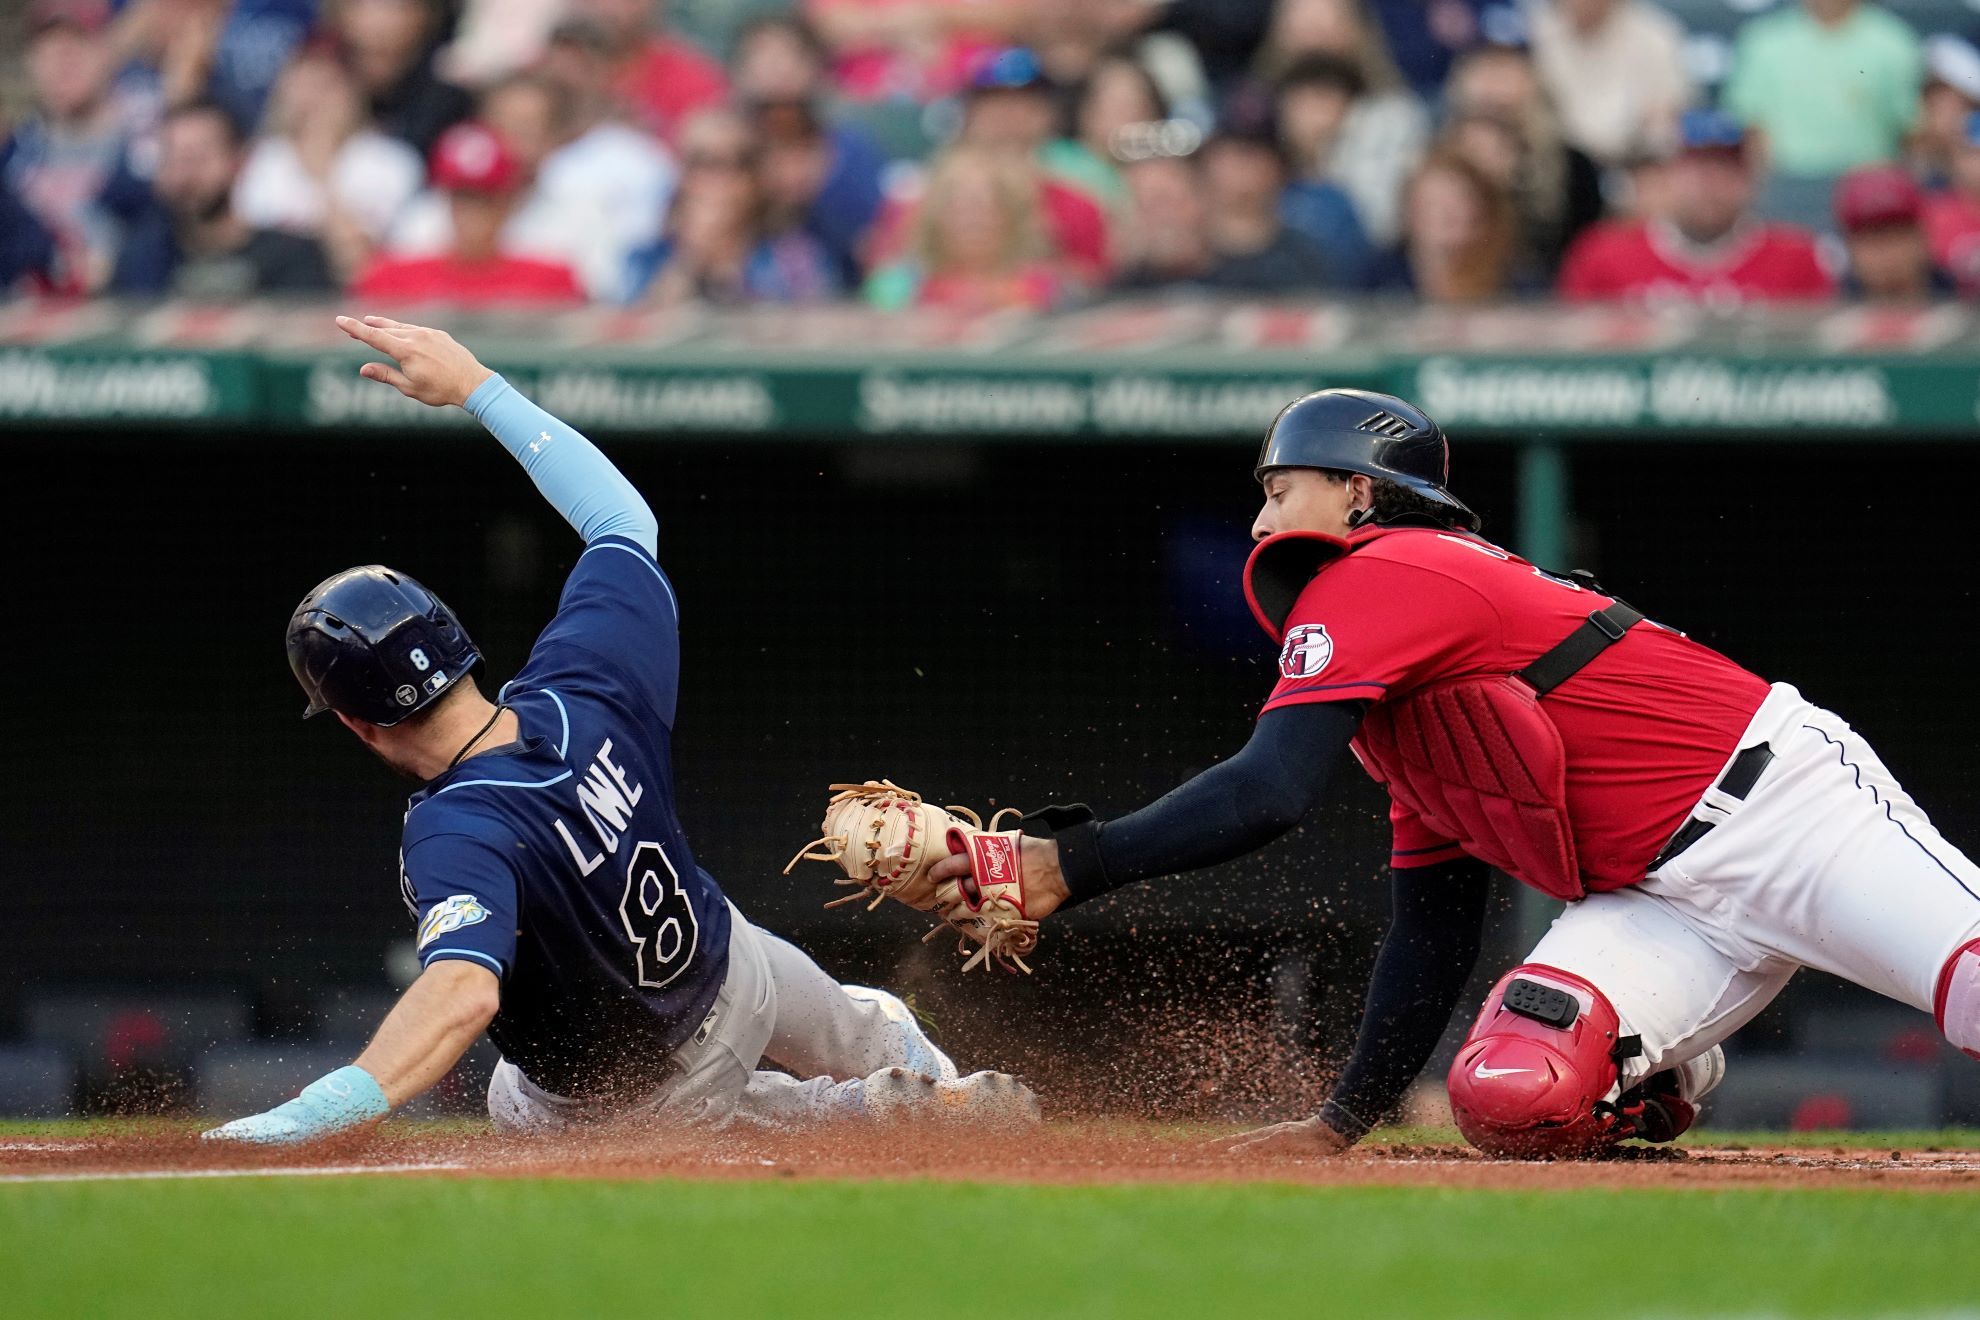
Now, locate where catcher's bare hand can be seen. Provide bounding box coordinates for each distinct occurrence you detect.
[336,314,493,408]
[930,836,1070,922]
[1210,1116,1354,1159]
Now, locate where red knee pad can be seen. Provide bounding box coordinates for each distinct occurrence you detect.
[1935,937,1980,1061]
[1447,965,1631,1159]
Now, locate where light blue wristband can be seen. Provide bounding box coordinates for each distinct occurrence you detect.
[202,1065,391,1145]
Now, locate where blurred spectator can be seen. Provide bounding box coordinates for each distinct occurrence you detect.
[1443,42,1601,280]
[1722,0,1923,180]
[0,185,61,293]
[1923,112,1980,294]
[1255,0,1429,246]
[965,48,1104,207]
[1835,165,1949,302]
[1613,148,1678,226]
[731,16,887,275]
[108,99,333,295]
[948,48,1111,279]
[387,71,646,299]
[104,0,221,131]
[1365,0,1489,99]
[354,121,585,305]
[5,0,139,293]
[566,0,726,142]
[331,0,474,156]
[753,99,864,286]
[1263,62,1374,284]
[1371,150,1517,302]
[1060,48,1172,213]
[1196,126,1335,292]
[624,108,842,306]
[1031,0,1161,88]
[865,144,1059,311]
[537,28,679,290]
[805,0,1022,103]
[1113,153,1214,290]
[1910,36,1980,190]
[1527,0,1690,167]
[1559,111,1833,304]
[1153,0,1274,95]
[233,46,425,280]
[439,0,567,87]
[111,0,314,133]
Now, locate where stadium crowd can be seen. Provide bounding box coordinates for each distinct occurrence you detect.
[4,0,1978,309]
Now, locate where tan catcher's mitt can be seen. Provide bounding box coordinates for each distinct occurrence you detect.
[784,780,1041,973]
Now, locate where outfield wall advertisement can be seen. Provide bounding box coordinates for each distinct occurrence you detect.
[6,301,1978,436]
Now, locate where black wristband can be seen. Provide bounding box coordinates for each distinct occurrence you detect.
[1019,804,1112,909]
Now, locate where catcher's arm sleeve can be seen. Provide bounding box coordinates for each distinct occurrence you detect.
[1052,699,1363,906]
[464,374,658,555]
[1317,856,1490,1142]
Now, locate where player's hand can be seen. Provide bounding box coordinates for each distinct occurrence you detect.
[929,835,1070,922]
[201,1109,321,1145]
[200,1065,389,1145]
[926,835,1069,918]
[336,314,494,409]
[1210,1116,1354,1159]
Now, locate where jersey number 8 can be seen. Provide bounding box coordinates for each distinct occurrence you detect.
[619,840,700,990]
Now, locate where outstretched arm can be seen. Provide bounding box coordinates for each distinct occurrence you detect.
[929,701,1362,918]
[335,314,658,554]
[1222,858,1490,1157]
[203,960,500,1144]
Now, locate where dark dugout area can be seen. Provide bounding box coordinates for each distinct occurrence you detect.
[6,430,1979,1116]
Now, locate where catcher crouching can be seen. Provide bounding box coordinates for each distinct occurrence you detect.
[799,388,1980,1162]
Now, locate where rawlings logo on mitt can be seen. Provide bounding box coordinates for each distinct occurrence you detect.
[785,780,1041,973]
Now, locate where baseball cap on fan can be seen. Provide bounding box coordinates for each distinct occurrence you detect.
[1834,165,1924,234]
[968,46,1053,95]
[428,122,523,194]
[1928,34,1980,103]
[1675,108,1748,157]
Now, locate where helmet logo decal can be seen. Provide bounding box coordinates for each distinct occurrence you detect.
[1356,410,1414,438]
[395,684,418,707]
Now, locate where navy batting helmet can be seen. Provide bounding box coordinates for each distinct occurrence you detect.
[286,567,481,726]
[1255,388,1478,531]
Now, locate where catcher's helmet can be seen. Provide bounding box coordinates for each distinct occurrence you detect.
[286,567,480,726]
[1255,388,1478,530]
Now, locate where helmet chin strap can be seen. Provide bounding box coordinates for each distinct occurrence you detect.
[1345,505,1374,529]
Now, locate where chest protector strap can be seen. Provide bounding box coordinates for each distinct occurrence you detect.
[1354,599,1643,902]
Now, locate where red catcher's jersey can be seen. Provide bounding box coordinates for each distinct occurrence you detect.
[1261,528,1770,886]
[1558,219,1833,304]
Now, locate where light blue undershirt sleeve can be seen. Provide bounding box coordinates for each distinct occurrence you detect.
[464,374,658,555]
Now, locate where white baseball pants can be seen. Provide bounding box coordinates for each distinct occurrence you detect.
[1521,683,1980,1087]
[487,901,952,1131]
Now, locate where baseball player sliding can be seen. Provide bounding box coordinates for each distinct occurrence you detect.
[904,388,1980,1158]
[205,315,1035,1144]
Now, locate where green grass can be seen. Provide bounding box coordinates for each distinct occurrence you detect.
[2,1177,1977,1319]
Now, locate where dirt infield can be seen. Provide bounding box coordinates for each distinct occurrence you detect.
[6,1123,1979,1191]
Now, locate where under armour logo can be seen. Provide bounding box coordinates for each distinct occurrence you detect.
[528,431,552,455]
[1356,410,1413,438]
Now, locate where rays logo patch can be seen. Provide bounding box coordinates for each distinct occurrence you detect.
[417,894,490,950]
[1278,623,1334,679]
